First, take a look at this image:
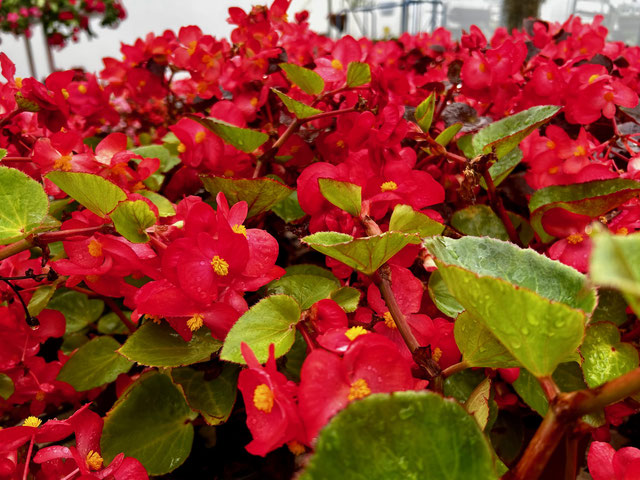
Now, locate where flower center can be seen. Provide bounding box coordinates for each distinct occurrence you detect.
[61,88,70,99]
[177,142,187,153]
[478,62,487,73]
[77,84,87,94]
[567,233,584,244]
[432,347,443,363]
[345,326,369,341]
[87,239,103,257]
[348,378,371,401]
[588,74,600,84]
[331,58,343,70]
[287,441,305,455]
[35,391,45,402]
[546,140,556,149]
[187,313,204,331]
[23,416,42,428]
[195,131,206,144]
[383,311,396,329]
[232,224,247,237]
[604,91,615,102]
[617,227,629,236]
[53,154,73,171]
[548,166,559,175]
[380,180,398,192]
[86,450,103,471]
[574,145,587,156]
[253,384,274,413]
[187,40,197,56]
[211,255,229,276]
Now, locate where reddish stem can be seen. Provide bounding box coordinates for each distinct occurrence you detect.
[482,169,522,246]
[22,434,35,480]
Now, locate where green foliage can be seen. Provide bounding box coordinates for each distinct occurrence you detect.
[428,270,465,318]
[137,190,176,217]
[389,204,445,240]
[110,199,156,243]
[317,178,362,217]
[0,373,14,400]
[481,147,523,188]
[435,123,463,146]
[48,289,104,334]
[101,372,197,475]
[279,63,325,95]
[118,322,222,367]
[272,89,323,119]
[221,295,302,364]
[57,336,133,391]
[0,166,49,244]
[191,116,269,153]
[201,176,293,218]
[451,204,533,245]
[415,92,436,133]
[302,231,416,276]
[27,283,58,316]
[346,61,371,87]
[271,190,306,222]
[455,312,519,368]
[301,392,499,480]
[266,266,340,310]
[46,171,127,217]
[465,378,492,430]
[330,286,361,312]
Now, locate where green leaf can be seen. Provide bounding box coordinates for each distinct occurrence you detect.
[0,148,7,160]
[451,204,533,245]
[27,283,58,316]
[190,116,268,153]
[428,270,464,318]
[415,92,436,133]
[283,331,307,382]
[467,105,561,159]
[221,295,302,364]
[137,190,176,217]
[480,147,523,188]
[465,378,492,430]
[0,166,49,244]
[330,286,361,312]
[279,63,324,95]
[513,363,587,416]
[101,372,196,475]
[285,264,337,279]
[435,122,463,146]
[590,230,640,316]
[201,176,293,218]
[300,392,499,480]
[46,171,127,218]
[57,336,133,391]
[529,179,640,241]
[455,312,519,368]
[424,236,595,377]
[48,289,104,334]
[490,411,525,465]
[346,61,371,87]
[172,365,239,425]
[110,200,156,243]
[389,204,445,241]
[0,373,14,400]
[271,190,306,223]
[97,312,130,335]
[592,289,628,326]
[444,369,487,402]
[272,89,323,119]
[132,145,181,173]
[266,268,340,310]
[581,322,639,388]
[317,178,362,217]
[302,231,416,276]
[118,322,222,367]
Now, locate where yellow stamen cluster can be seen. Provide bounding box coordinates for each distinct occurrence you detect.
[61,88,70,99]
[287,441,305,455]
[87,239,103,257]
[232,224,247,237]
[617,227,629,236]
[211,255,230,276]
[187,313,204,331]
[177,142,187,153]
[348,378,371,401]
[432,347,443,363]
[53,154,73,171]
[345,326,369,341]
[78,84,88,94]
[383,311,397,329]
[567,233,584,245]
[380,181,398,192]
[253,384,274,413]
[23,416,42,428]
[331,58,343,70]
[86,450,103,471]
[195,131,206,144]
[573,145,587,157]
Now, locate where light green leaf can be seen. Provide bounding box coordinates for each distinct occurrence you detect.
[272,89,323,119]
[330,286,361,312]
[581,322,639,388]
[0,373,14,400]
[137,190,176,217]
[221,295,302,364]
[455,311,519,368]
[266,268,340,310]
[132,145,181,173]
[110,200,156,243]
[201,176,293,218]
[428,270,464,318]
[0,166,49,244]
[97,312,130,335]
[451,204,533,245]
[346,61,371,87]
[48,289,104,334]
[424,236,595,377]
[301,392,499,480]
[172,365,239,425]
[592,289,628,326]
[271,190,306,223]
[444,369,487,402]
[279,63,325,95]
[317,178,362,217]
[190,116,268,153]
[302,231,416,276]
[480,147,523,188]
[465,378,492,430]
[27,283,58,316]
[389,204,444,241]
[0,148,7,160]
[467,105,561,159]
[118,322,222,367]
[46,171,127,218]
[529,179,640,241]
[435,123,463,146]
[415,92,436,133]
[57,336,133,391]
[101,372,196,475]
